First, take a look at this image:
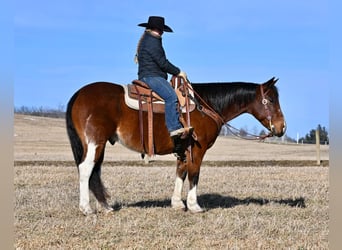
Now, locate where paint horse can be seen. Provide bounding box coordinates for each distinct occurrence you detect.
[66,77,286,215]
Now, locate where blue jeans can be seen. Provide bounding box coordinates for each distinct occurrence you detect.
[141,76,182,132]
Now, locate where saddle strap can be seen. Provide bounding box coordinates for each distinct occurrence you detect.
[135,85,145,153]
[199,105,224,132]
[172,76,196,162]
[134,84,155,156]
[147,97,154,156]
[183,79,193,162]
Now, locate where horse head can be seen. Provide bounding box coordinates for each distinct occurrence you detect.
[253,77,286,137]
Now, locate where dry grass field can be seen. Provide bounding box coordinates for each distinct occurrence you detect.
[14,114,329,249]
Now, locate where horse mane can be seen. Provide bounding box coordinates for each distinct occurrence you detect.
[192,81,277,114]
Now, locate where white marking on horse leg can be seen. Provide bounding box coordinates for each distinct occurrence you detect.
[144,155,151,164]
[171,177,185,210]
[79,142,97,215]
[187,186,204,213]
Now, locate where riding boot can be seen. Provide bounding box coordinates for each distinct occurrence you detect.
[170,126,194,138]
[170,127,194,161]
[171,134,186,161]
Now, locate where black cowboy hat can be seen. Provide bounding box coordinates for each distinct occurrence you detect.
[138,16,173,32]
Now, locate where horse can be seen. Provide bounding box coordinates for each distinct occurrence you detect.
[66,77,286,215]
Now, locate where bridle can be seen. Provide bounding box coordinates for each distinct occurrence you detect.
[221,85,275,140]
[259,84,275,136]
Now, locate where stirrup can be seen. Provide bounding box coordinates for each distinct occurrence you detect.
[170,126,193,137]
[180,126,194,139]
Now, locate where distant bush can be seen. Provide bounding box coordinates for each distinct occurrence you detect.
[299,124,329,145]
[14,105,66,118]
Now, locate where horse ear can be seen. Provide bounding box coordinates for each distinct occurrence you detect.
[272,77,279,84]
[263,77,278,88]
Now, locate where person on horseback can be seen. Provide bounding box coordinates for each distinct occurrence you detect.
[135,16,193,158]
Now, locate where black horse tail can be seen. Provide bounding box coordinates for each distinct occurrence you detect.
[66,91,83,166]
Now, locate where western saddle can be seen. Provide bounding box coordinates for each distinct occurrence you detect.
[127,76,196,157]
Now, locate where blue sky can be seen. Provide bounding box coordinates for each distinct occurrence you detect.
[14,0,329,139]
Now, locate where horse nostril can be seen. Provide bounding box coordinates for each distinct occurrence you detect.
[270,124,275,133]
[283,121,287,133]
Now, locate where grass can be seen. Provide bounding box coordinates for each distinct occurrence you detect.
[14,115,329,249]
[15,164,328,249]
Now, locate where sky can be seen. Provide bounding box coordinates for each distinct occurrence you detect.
[13,0,329,140]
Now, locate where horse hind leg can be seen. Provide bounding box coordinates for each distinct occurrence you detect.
[78,142,96,215]
[89,147,114,214]
[78,141,112,215]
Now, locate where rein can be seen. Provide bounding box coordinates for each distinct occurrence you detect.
[223,123,273,141]
[185,80,274,141]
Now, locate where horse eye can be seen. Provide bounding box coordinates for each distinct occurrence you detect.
[268,97,274,103]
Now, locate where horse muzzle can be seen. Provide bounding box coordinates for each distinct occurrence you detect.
[270,120,286,137]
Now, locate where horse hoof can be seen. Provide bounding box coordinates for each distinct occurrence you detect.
[171,199,186,210]
[172,203,186,211]
[173,206,186,211]
[188,204,205,213]
[79,206,94,216]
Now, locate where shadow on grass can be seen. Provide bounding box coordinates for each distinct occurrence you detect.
[110,200,170,211]
[198,193,306,209]
[125,193,305,210]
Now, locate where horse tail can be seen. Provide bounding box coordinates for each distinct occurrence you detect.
[66,90,110,205]
[66,91,83,166]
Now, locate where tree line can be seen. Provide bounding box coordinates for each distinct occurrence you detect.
[298,124,329,145]
[14,105,65,118]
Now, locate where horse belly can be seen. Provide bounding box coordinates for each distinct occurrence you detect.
[116,111,173,155]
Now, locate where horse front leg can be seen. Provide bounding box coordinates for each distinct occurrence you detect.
[186,148,205,213]
[186,167,204,213]
[171,159,187,210]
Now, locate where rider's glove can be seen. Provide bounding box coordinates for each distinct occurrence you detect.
[178,71,188,81]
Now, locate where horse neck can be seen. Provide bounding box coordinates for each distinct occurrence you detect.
[193,82,258,122]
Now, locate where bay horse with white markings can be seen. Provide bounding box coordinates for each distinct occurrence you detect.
[66,77,286,215]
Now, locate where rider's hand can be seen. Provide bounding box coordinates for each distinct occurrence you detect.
[178,71,188,81]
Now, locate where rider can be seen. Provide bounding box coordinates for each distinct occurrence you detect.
[135,16,193,158]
